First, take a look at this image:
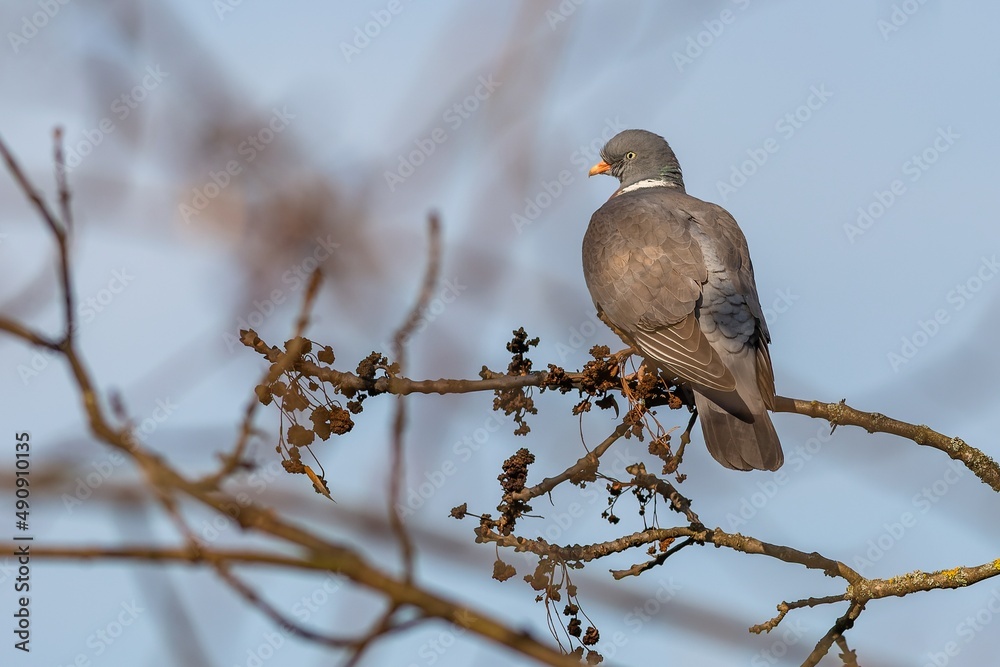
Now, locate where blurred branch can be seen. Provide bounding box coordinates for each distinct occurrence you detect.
[388,212,442,583]
[53,126,73,233]
[0,318,61,350]
[0,136,583,667]
[0,131,75,338]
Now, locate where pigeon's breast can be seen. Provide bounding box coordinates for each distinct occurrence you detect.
[583,191,710,331]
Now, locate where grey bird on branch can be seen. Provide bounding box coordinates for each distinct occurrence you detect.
[583,129,783,471]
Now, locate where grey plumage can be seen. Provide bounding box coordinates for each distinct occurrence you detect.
[583,129,782,471]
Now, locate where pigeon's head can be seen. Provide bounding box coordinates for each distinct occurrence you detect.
[588,129,684,191]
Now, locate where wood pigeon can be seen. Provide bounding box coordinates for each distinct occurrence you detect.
[583,129,783,471]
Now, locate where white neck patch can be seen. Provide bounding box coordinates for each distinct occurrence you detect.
[617,178,676,195]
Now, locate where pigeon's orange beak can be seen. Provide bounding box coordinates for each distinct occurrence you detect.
[588,160,611,177]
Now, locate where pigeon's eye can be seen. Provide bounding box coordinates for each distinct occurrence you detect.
[624,151,636,160]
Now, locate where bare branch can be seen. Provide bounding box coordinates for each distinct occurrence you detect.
[610,537,696,579]
[479,524,861,584]
[0,133,75,339]
[253,355,1000,494]
[510,422,630,504]
[774,395,1000,493]
[835,634,860,667]
[852,560,1000,601]
[750,595,846,634]
[6,540,579,665]
[801,602,865,667]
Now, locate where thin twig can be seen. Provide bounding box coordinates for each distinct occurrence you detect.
[750,594,846,634]
[510,422,630,503]
[389,212,442,583]
[610,537,695,579]
[0,317,61,349]
[835,634,860,667]
[774,395,1000,492]
[53,127,73,233]
[0,134,75,340]
[213,562,360,648]
[625,464,699,524]
[800,602,865,667]
[340,604,424,667]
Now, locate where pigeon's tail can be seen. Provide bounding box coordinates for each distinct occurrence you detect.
[692,347,783,471]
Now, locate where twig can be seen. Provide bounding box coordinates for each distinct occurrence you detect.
[479,524,861,584]
[610,537,695,579]
[6,541,578,665]
[53,127,73,233]
[800,602,865,667]
[389,212,442,583]
[0,318,61,350]
[750,595,845,634]
[340,604,421,667]
[150,485,351,649]
[849,560,1000,600]
[510,422,630,503]
[253,359,1000,495]
[0,134,75,340]
[774,395,1000,493]
[213,562,360,648]
[625,464,699,524]
[835,634,860,667]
